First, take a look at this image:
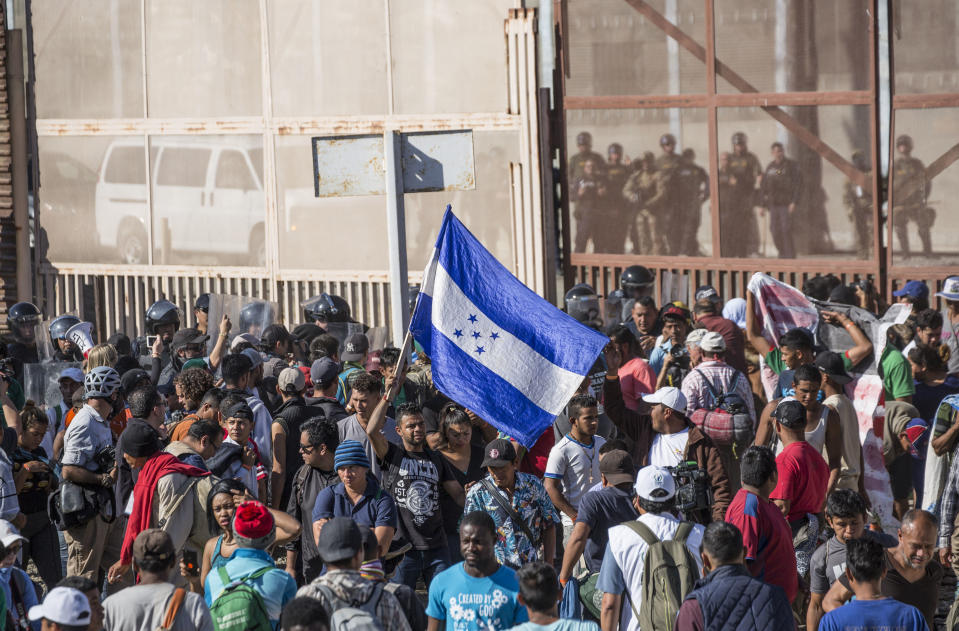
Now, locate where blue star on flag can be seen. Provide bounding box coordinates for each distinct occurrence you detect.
[472,331,482,339]
[467,314,478,323]
[453,329,463,338]
[475,346,485,355]
[490,331,500,341]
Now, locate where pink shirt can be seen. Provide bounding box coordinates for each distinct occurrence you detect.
[619,357,656,411]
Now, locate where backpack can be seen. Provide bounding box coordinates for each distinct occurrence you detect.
[314,583,385,631]
[622,520,699,631]
[210,565,274,631]
[688,369,753,445]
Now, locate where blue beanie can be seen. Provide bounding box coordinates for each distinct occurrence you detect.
[334,440,371,470]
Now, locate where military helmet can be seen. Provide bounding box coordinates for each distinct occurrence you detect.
[659,133,676,147]
[145,300,180,334]
[620,265,655,299]
[732,132,748,146]
[576,131,592,146]
[851,150,869,172]
[608,142,623,156]
[896,135,913,151]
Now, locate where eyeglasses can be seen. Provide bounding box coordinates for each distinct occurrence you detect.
[299,444,317,454]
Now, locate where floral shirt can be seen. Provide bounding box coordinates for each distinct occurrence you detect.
[463,472,559,568]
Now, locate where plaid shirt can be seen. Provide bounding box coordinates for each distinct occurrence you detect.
[939,443,959,548]
[681,360,757,422]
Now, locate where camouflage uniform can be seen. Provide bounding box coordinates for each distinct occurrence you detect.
[603,159,631,253]
[623,165,659,254]
[843,166,873,259]
[893,154,932,256]
[674,155,709,256]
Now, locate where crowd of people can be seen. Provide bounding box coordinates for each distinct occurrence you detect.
[569,131,934,260]
[0,266,958,631]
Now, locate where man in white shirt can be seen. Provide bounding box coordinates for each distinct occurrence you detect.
[596,465,705,631]
[544,393,606,541]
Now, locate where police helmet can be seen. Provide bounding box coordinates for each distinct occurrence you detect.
[564,283,601,329]
[659,133,676,147]
[145,300,180,334]
[240,301,275,332]
[302,293,350,324]
[620,265,655,299]
[896,135,913,151]
[194,293,210,313]
[576,132,592,147]
[49,315,81,345]
[8,302,40,342]
[608,143,623,156]
[732,132,748,146]
[408,285,421,315]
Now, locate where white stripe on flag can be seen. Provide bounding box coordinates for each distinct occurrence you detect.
[430,262,583,416]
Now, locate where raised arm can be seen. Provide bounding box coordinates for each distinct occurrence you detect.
[821,310,873,368]
[745,291,773,356]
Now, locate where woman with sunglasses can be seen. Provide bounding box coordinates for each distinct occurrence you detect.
[436,405,486,562]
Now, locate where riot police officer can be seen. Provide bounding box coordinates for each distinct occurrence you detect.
[843,150,873,259]
[49,315,84,363]
[723,132,762,256]
[5,302,41,381]
[137,300,180,371]
[302,293,352,329]
[194,293,210,335]
[564,283,602,331]
[606,264,656,323]
[239,301,275,337]
[603,143,631,253]
[892,134,932,256]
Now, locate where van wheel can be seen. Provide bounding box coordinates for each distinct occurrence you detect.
[250,227,266,267]
[118,223,148,264]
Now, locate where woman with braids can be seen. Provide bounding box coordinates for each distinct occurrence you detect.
[187,478,300,592]
[12,401,61,589]
[437,404,485,562]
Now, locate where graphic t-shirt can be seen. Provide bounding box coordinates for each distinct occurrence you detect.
[426,563,528,631]
[818,598,927,631]
[380,442,454,550]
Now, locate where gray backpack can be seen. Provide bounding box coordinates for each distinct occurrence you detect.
[314,583,385,631]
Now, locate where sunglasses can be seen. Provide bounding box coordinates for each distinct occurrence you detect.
[299,443,317,454]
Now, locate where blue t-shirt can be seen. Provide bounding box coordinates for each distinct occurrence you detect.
[575,486,639,573]
[510,621,599,631]
[311,477,398,530]
[819,598,928,631]
[426,562,528,631]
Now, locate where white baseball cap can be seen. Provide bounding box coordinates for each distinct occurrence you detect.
[635,465,676,502]
[28,587,92,626]
[642,386,688,413]
[58,367,84,383]
[699,331,727,353]
[936,276,959,302]
[230,332,260,351]
[685,329,707,347]
[0,520,27,549]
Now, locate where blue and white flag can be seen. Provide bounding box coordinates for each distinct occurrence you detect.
[410,207,609,447]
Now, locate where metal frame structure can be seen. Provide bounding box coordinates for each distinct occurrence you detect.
[31,3,546,340]
[555,0,889,302]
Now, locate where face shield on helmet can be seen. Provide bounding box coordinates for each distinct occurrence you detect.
[8,302,41,345]
[620,265,655,301]
[565,284,602,330]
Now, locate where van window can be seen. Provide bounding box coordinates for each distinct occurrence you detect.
[104,146,146,184]
[215,150,256,190]
[156,148,211,187]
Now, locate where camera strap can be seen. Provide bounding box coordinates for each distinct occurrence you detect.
[479,478,539,547]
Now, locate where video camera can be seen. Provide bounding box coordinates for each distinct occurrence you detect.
[92,445,116,474]
[667,461,712,515]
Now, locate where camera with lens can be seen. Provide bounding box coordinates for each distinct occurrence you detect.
[92,445,116,473]
[669,345,688,359]
[667,461,712,515]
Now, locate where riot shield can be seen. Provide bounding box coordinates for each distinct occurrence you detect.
[324,322,365,356]
[36,316,75,363]
[206,294,278,351]
[23,361,81,409]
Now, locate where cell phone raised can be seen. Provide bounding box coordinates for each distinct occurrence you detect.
[183,549,199,576]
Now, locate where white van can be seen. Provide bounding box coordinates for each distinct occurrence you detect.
[95,137,266,265]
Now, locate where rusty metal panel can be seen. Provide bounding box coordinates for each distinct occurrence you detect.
[400,130,476,193]
[311,134,385,197]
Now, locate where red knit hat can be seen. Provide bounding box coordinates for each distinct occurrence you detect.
[232,501,276,549]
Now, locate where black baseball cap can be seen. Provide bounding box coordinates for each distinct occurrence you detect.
[481,438,517,468]
[772,399,806,429]
[317,517,362,564]
[815,351,852,385]
[171,328,209,351]
[600,450,635,486]
[341,334,369,362]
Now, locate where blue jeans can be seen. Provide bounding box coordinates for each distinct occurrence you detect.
[391,546,451,590]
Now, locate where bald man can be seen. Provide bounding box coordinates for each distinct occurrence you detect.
[822,509,942,629]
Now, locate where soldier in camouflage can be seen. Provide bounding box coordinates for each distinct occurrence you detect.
[604,143,631,253]
[569,131,606,182]
[843,150,873,259]
[623,152,659,254]
[675,148,709,256]
[892,134,933,256]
